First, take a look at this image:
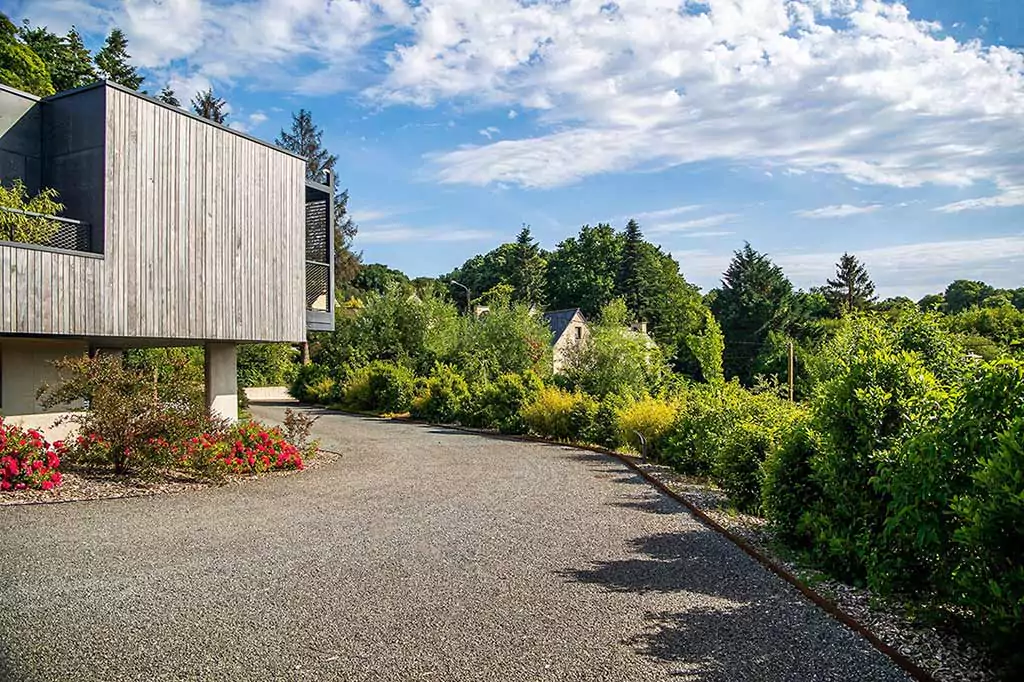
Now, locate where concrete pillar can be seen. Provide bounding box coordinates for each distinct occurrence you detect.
[205,343,238,423]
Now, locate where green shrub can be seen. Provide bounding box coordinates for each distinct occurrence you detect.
[762,418,822,547]
[568,393,600,445]
[410,363,470,423]
[522,386,581,441]
[592,393,627,449]
[237,343,297,387]
[951,418,1024,669]
[662,384,720,475]
[803,317,949,584]
[470,371,543,434]
[40,354,217,476]
[616,397,677,459]
[290,363,332,403]
[714,420,775,513]
[342,361,415,413]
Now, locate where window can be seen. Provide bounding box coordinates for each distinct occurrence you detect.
[575,326,583,340]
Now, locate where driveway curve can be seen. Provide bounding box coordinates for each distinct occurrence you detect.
[0,404,908,682]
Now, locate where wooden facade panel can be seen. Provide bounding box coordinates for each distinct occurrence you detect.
[0,84,306,343]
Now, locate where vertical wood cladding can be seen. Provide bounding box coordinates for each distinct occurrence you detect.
[0,84,307,343]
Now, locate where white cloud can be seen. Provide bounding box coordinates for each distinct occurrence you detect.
[356,225,495,244]
[649,213,740,233]
[228,111,270,133]
[376,0,1024,192]
[934,186,1024,213]
[633,204,703,221]
[508,109,518,119]
[24,0,1024,203]
[795,204,883,219]
[677,235,1024,298]
[479,126,501,139]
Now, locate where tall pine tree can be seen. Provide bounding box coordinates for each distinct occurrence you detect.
[191,88,228,123]
[824,252,876,313]
[616,219,646,317]
[18,23,97,92]
[94,28,142,90]
[509,225,546,308]
[157,86,180,107]
[711,243,794,385]
[276,109,359,283]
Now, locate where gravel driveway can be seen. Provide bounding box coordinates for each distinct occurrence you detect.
[0,405,909,682]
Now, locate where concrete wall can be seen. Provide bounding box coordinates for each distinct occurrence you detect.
[0,85,42,193]
[0,337,88,415]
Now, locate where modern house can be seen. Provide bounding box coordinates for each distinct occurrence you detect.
[0,80,334,435]
[542,308,589,373]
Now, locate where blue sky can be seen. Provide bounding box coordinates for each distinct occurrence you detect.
[10,0,1024,298]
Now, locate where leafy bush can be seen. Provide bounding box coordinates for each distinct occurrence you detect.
[616,397,677,458]
[469,371,544,434]
[41,354,217,476]
[522,386,582,441]
[341,361,415,414]
[0,419,64,492]
[410,363,470,423]
[237,343,298,387]
[568,392,600,445]
[951,418,1024,668]
[592,393,627,449]
[713,420,775,513]
[761,418,822,547]
[289,363,338,404]
[804,338,945,583]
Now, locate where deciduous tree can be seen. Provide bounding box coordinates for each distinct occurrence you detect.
[0,14,53,96]
[19,23,96,92]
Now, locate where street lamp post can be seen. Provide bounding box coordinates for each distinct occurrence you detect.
[450,280,471,313]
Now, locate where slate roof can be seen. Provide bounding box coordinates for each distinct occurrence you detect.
[542,308,584,342]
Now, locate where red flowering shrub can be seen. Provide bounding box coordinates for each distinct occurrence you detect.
[0,418,64,492]
[171,420,305,480]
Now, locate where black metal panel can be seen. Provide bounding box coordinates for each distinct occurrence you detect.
[305,198,329,263]
[0,207,91,253]
[305,261,330,311]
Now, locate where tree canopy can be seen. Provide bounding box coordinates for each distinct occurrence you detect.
[0,14,54,96]
[94,28,142,90]
[18,22,96,92]
[711,242,794,384]
[824,252,876,313]
[191,88,228,123]
[276,109,360,285]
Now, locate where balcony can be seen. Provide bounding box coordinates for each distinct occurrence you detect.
[0,206,97,256]
[305,175,334,332]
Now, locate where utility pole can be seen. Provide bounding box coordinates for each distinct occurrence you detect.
[788,340,795,402]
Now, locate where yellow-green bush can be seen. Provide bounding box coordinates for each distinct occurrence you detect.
[616,397,677,458]
[521,386,584,441]
[341,361,415,413]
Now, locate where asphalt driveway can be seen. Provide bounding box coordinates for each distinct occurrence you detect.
[0,405,909,681]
